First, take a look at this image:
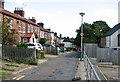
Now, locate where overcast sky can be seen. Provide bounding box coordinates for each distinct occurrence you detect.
[4,0,120,38]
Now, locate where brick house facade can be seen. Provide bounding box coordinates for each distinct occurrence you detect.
[0,7,52,43]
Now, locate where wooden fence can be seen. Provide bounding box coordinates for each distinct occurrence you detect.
[0,45,2,58]
[2,45,36,61]
[97,48,119,65]
[84,43,97,58]
[44,47,59,55]
[84,44,119,65]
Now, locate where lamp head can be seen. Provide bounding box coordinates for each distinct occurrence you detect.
[79,12,85,16]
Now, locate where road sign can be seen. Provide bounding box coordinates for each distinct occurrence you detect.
[80,33,83,36]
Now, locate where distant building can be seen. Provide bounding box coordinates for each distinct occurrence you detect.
[118,1,120,23]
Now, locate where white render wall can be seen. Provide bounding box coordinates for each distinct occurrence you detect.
[119,1,120,23]
[110,30,119,47]
[106,36,110,47]
[106,29,120,47]
[29,33,36,43]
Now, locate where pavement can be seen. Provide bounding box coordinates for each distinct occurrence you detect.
[75,58,86,80]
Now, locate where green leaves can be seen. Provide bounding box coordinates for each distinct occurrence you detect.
[2,17,18,45]
[39,38,46,45]
[74,20,110,47]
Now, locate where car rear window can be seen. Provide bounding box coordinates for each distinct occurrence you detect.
[37,44,42,46]
[28,44,35,46]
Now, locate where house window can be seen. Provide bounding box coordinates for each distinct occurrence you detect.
[35,27,37,33]
[31,26,33,32]
[18,21,22,32]
[37,28,39,36]
[25,23,27,33]
[9,19,13,29]
[23,27,25,33]
[23,38,28,43]
[28,24,30,33]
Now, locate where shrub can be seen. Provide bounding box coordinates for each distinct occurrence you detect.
[36,50,45,59]
[39,38,46,45]
[16,42,27,48]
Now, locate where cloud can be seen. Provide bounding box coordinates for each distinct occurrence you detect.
[4,0,119,37]
[24,8,79,37]
[5,0,119,3]
[84,8,118,27]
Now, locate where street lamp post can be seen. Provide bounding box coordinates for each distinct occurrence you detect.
[54,33,57,55]
[79,12,85,61]
[55,37,57,55]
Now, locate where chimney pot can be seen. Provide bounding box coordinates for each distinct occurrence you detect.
[14,7,25,17]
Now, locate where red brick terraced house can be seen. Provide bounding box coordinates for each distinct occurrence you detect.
[0,1,52,44]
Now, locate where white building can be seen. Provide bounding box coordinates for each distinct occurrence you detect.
[101,23,120,47]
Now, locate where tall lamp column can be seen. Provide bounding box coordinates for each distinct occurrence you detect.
[79,12,85,61]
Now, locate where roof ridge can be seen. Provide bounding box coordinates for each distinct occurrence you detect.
[103,23,120,37]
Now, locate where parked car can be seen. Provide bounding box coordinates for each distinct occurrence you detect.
[42,44,61,51]
[26,43,43,51]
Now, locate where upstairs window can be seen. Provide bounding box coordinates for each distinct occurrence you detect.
[18,21,22,32]
[9,19,13,29]
[28,24,30,33]
[31,26,33,32]
[25,23,28,33]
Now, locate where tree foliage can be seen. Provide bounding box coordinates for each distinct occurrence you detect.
[2,17,19,45]
[39,38,46,45]
[74,20,110,47]
[63,36,74,43]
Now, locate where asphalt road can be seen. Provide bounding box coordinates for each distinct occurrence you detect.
[9,52,79,80]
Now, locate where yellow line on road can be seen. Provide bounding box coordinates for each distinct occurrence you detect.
[16,75,25,80]
[12,75,22,80]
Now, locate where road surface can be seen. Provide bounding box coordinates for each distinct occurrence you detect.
[5,52,79,80]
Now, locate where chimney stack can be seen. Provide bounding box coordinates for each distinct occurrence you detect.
[60,34,62,38]
[47,29,51,32]
[54,32,57,37]
[14,7,25,17]
[0,0,4,9]
[29,17,36,23]
[37,22,44,28]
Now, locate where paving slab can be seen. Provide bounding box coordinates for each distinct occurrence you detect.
[75,58,86,80]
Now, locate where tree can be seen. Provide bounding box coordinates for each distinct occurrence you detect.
[63,36,70,42]
[73,29,81,46]
[92,21,110,45]
[74,20,110,47]
[2,17,19,45]
[39,38,46,45]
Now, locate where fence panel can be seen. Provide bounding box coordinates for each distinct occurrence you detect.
[2,45,36,61]
[0,45,2,58]
[45,47,59,55]
[111,50,119,65]
[97,48,112,62]
[97,48,119,65]
[84,44,97,58]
